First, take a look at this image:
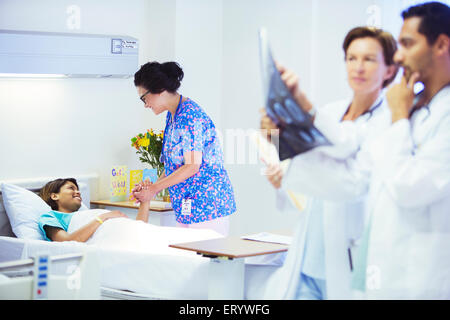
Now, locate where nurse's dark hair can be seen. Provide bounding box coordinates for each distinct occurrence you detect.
[401,1,450,45]
[134,61,184,94]
[39,178,79,211]
[343,26,398,88]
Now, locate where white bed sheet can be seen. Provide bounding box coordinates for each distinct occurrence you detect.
[0,234,284,299]
[68,209,224,256]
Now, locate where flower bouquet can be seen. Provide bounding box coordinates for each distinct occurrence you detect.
[131,129,170,202]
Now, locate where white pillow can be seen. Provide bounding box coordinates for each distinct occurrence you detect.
[1,183,90,240]
[1,183,50,240]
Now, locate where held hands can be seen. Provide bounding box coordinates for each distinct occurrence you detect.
[386,71,420,123]
[131,179,158,204]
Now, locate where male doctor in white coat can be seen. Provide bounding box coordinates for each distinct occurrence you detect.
[354,1,450,299]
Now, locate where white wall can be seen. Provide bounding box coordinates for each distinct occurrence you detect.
[0,0,423,236]
[0,0,176,198]
[174,0,223,126]
[220,0,315,235]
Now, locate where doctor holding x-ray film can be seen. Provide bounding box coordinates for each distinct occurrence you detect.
[262,1,450,299]
[260,26,398,299]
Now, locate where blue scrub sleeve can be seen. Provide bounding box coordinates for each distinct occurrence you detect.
[176,115,205,153]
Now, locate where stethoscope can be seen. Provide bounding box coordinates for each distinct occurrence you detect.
[160,94,184,164]
[408,83,450,152]
[409,82,450,120]
[359,96,384,120]
[340,94,384,122]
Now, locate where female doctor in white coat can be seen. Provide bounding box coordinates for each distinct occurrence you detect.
[261,26,398,299]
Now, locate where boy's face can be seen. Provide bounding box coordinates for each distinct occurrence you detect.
[51,181,82,213]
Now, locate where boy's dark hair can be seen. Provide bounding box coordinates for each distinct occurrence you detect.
[401,2,450,45]
[343,26,398,88]
[134,61,184,93]
[39,178,79,210]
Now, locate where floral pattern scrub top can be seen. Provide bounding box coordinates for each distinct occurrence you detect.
[160,96,236,224]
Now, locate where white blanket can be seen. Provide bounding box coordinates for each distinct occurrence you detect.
[63,209,229,298]
[4,210,283,299]
[68,209,223,256]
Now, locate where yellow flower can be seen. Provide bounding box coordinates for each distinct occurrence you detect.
[138,137,150,147]
[131,128,164,172]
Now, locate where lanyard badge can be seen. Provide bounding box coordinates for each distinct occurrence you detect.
[181,198,192,215]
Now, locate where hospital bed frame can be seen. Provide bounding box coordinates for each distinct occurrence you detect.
[0,176,168,299]
[0,176,289,300]
[0,251,100,299]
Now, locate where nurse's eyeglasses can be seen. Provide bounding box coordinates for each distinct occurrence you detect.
[140,90,151,103]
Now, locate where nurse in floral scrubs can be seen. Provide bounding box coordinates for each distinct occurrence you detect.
[133,61,236,236]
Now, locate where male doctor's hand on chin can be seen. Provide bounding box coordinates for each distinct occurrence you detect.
[386,70,421,122]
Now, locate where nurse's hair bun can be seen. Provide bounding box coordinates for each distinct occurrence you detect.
[134,61,184,94]
[161,62,184,84]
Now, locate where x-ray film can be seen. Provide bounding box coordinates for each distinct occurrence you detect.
[258,27,331,161]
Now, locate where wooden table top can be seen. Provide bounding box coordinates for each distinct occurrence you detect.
[169,235,289,259]
[90,199,173,212]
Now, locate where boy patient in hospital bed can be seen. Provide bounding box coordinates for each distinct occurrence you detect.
[37,178,221,253]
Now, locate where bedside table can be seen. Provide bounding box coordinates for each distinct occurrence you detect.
[90,199,176,227]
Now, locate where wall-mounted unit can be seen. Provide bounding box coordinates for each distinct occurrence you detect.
[0,30,139,78]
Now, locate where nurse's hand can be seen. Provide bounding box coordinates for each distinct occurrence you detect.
[130,181,144,198]
[133,182,158,203]
[131,179,152,203]
[265,164,283,189]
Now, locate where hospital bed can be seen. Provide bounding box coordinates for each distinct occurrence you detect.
[0,176,289,300]
[0,251,100,299]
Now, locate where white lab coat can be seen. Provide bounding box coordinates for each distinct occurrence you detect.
[269,86,450,299]
[263,94,391,299]
[363,86,450,299]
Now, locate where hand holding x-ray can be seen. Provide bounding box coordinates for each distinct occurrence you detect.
[258,27,331,161]
[276,63,314,114]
